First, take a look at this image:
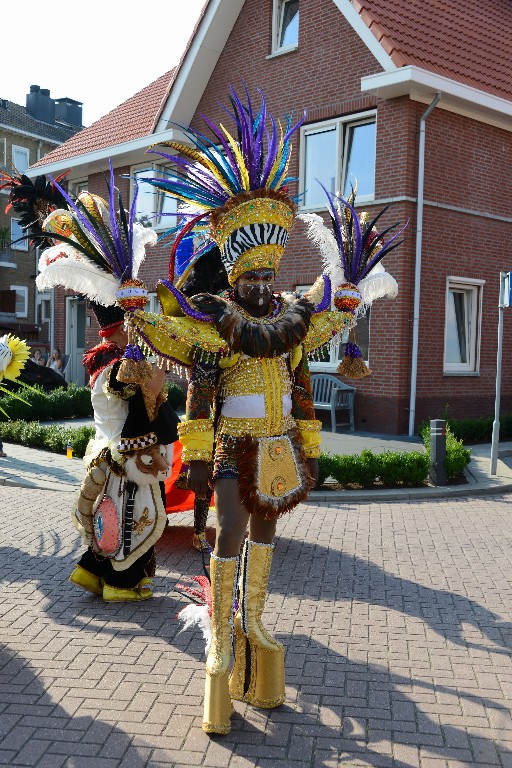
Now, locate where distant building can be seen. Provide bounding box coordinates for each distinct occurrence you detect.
[0,85,82,346]
[28,0,512,433]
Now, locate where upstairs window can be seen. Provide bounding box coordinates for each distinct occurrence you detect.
[300,114,376,210]
[12,145,29,174]
[10,218,28,251]
[272,0,299,53]
[131,164,177,231]
[10,285,28,318]
[443,277,484,374]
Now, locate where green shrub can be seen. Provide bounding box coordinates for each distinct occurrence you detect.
[315,448,430,489]
[165,380,186,410]
[0,383,93,422]
[0,421,95,458]
[420,423,471,480]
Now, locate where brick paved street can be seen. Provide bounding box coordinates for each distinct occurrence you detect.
[1,488,512,768]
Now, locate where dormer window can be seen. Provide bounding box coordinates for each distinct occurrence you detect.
[272,0,299,54]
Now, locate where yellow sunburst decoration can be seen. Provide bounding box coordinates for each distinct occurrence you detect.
[0,334,30,384]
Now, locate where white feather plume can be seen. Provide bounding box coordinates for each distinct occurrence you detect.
[36,244,119,306]
[357,262,398,305]
[177,604,212,655]
[298,213,346,286]
[132,223,158,279]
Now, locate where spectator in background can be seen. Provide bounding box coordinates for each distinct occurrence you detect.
[0,439,5,458]
[30,349,46,366]
[47,348,63,372]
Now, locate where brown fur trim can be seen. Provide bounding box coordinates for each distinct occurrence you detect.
[190,294,313,358]
[237,429,314,519]
[209,188,296,232]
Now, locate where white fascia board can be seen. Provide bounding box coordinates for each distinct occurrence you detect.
[24,127,190,179]
[361,66,512,132]
[0,123,63,145]
[330,0,396,72]
[155,0,245,132]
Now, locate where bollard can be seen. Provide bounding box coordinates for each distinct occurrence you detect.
[429,419,447,486]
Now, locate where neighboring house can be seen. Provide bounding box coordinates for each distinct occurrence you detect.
[29,0,512,433]
[0,85,82,345]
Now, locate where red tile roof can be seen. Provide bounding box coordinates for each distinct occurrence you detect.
[352,0,512,101]
[33,69,176,168]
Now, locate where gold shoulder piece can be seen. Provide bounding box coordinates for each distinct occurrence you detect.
[303,311,354,354]
[132,310,224,366]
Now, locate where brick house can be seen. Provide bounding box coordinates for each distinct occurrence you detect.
[30,0,512,433]
[0,85,82,349]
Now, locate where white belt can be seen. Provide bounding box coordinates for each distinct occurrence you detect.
[221,394,292,419]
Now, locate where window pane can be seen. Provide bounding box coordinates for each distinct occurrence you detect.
[11,219,28,251]
[133,168,156,225]
[76,301,86,348]
[445,290,468,364]
[12,147,29,173]
[279,0,299,47]
[342,121,376,198]
[304,128,337,207]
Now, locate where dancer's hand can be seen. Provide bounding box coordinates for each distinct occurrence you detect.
[188,460,212,499]
[307,458,319,486]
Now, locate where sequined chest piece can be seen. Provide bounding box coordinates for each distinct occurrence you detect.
[218,355,294,438]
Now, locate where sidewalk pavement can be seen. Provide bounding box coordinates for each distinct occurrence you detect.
[1,418,512,501]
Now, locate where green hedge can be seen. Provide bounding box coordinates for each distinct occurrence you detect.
[316,424,471,489]
[0,384,93,422]
[419,423,471,480]
[0,380,186,422]
[0,421,95,458]
[419,412,512,444]
[316,448,429,489]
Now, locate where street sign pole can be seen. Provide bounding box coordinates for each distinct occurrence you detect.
[490,272,508,475]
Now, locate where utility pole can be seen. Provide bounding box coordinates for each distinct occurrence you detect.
[490,272,510,475]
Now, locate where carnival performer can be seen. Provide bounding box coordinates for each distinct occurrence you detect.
[33,165,180,601]
[127,87,356,734]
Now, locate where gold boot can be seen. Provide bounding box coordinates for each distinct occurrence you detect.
[229,540,285,709]
[203,554,238,734]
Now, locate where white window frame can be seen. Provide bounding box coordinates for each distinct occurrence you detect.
[38,292,52,323]
[271,0,299,55]
[443,276,484,375]
[71,179,88,196]
[12,145,29,174]
[10,285,28,318]
[10,218,28,252]
[131,163,177,232]
[299,111,377,211]
[296,283,371,372]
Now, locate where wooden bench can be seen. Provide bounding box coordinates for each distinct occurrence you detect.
[311,374,356,432]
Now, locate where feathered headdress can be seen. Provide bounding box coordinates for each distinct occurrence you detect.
[141,85,304,285]
[0,170,70,248]
[36,161,157,309]
[299,185,407,378]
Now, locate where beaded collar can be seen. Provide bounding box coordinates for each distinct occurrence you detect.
[191,292,313,358]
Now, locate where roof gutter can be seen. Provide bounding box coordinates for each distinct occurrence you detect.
[361,66,512,132]
[408,92,441,437]
[25,127,186,178]
[0,123,64,146]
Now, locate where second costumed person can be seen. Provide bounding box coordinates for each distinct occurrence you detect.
[130,87,354,733]
[35,168,180,601]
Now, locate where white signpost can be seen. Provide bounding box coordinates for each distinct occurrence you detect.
[490,272,512,475]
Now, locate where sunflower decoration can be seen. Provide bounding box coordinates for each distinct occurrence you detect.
[0,334,33,417]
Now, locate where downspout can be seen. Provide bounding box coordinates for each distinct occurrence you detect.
[408,92,441,436]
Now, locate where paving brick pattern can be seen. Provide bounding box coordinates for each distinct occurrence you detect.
[1,488,511,767]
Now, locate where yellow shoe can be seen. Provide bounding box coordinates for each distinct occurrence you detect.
[103,578,153,602]
[69,566,103,596]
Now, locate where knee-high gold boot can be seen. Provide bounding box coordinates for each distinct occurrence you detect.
[229,540,285,708]
[203,554,238,734]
